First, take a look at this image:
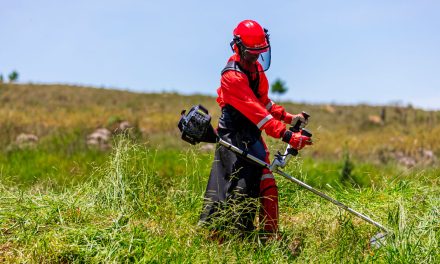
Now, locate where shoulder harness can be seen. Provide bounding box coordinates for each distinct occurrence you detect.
[221,61,260,98]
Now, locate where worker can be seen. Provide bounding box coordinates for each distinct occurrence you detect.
[199,19,312,239]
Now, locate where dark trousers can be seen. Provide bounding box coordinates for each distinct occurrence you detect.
[199,128,267,232]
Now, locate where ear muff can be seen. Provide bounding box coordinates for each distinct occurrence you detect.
[230,36,242,54]
[230,41,239,54]
[229,40,235,52]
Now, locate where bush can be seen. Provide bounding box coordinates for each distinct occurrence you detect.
[8,70,19,83]
[271,78,288,100]
[340,146,356,186]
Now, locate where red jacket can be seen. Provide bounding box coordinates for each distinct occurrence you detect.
[217,54,294,138]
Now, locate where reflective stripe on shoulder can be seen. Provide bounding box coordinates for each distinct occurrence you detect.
[265,100,274,110]
[261,173,274,181]
[257,114,273,129]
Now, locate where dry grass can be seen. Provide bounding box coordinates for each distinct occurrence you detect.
[1,83,439,163]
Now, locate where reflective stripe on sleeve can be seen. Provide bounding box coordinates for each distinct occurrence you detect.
[261,173,274,181]
[257,114,273,129]
[265,100,274,110]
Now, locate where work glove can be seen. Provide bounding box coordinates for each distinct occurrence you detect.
[285,113,308,129]
[281,130,312,150]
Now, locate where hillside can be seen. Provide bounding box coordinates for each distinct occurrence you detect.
[0,83,439,262]
[1,83,439,161]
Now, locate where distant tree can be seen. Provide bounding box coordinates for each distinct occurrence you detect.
[8,70,19,83]
[0,74,3,83]
[271,78,288,101]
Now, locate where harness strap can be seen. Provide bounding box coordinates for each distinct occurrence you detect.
[221,60,260,98]
[221,60,243,75]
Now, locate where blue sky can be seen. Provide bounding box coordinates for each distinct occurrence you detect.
[1,0,439,109]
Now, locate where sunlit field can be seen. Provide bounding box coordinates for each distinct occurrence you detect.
[0,84,438,263]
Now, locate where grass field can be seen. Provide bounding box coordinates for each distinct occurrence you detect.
[0,84,439,263]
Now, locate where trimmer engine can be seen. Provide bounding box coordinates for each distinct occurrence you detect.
[178,105,217,145]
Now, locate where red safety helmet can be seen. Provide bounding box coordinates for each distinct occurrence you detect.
[231,20,271,72]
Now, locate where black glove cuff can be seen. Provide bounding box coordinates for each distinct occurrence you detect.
[282,130,293,143]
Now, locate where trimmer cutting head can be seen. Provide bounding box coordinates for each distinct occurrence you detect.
[369,232,388,249]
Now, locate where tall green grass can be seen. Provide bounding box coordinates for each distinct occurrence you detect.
[0,130,107,188]
[1,137,438,262]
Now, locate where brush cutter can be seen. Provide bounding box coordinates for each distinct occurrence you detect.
[178,104,389,247]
